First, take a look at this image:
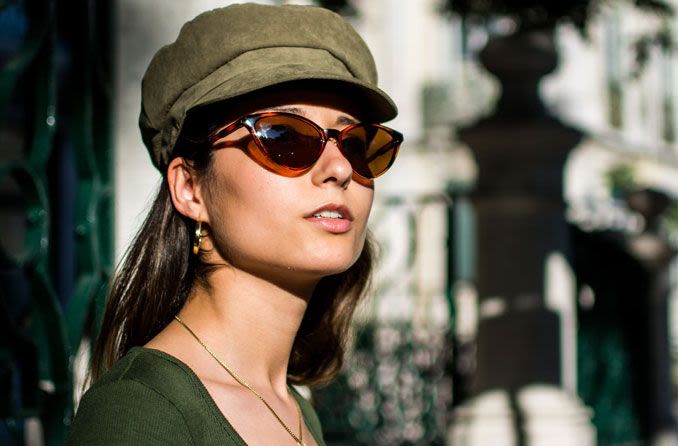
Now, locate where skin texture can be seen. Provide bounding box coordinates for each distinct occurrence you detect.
[145,89,375,446]
[203,103,373,292]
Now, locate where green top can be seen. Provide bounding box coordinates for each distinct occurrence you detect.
[67,347,326,445]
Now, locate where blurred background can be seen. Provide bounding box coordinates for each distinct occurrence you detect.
[3,0,678,445]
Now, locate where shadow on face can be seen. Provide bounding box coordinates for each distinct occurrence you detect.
[180,79,375,143]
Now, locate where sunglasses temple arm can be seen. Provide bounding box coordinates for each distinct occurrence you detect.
[212,139,245,150]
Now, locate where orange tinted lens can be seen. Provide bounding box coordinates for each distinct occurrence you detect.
[342,126,399,178]
[253,115,324,170]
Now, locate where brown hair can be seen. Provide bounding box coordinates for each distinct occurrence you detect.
[89,102,374,386]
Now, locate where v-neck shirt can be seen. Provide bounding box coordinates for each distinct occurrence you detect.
[67,347,326,445]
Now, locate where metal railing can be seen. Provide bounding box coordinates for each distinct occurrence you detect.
[0,1,113,444]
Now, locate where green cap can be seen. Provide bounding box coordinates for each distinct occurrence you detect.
[139,3,398,170]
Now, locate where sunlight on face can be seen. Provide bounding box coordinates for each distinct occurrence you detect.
[201,96,375,287]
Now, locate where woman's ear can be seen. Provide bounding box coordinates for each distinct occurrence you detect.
[166,157,208,221]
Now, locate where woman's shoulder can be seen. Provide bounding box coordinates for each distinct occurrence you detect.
[67,348,193,444]
[67,347,244,446]
[81,347,208,411]
[90,346,197,392]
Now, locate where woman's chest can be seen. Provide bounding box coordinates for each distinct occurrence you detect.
[204,381,319,446]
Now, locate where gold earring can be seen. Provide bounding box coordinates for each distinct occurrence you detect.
[193,220,203,255]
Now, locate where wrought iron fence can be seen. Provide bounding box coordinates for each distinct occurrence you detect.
[0,1,113,444]
[314,190,464,445]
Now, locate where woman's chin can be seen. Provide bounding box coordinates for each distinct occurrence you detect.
[310,250,362,274]
[298,263,354,279]
[280,256,358,281]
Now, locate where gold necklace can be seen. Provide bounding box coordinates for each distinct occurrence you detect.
[174,315,305,446]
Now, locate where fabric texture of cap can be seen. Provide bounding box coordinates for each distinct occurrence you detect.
[139,2,398,170]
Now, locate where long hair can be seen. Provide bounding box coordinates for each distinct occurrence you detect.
[89,105,374,386]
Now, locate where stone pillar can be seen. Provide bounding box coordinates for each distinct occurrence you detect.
[625,189,678,444]
[449,30,594,445]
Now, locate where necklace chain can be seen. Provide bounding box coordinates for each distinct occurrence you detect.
[174,315,304,446]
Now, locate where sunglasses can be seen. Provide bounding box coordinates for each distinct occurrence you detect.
[210,111,402,180]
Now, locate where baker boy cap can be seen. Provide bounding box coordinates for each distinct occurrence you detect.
[139,2,398,170]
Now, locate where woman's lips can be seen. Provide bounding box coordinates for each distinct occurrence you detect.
[305,204,353,234]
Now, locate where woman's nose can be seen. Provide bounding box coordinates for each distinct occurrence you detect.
[311,137,353,189]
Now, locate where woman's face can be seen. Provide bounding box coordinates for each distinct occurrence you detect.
[200,92,374,287]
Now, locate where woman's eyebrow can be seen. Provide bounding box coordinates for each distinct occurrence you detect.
[268,106,358,126]
[270,105,305,115]
[335,115,358,126]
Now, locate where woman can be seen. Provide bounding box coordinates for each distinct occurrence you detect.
[68,3,401,445]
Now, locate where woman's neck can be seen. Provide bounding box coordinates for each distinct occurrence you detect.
[173,266,316,395]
